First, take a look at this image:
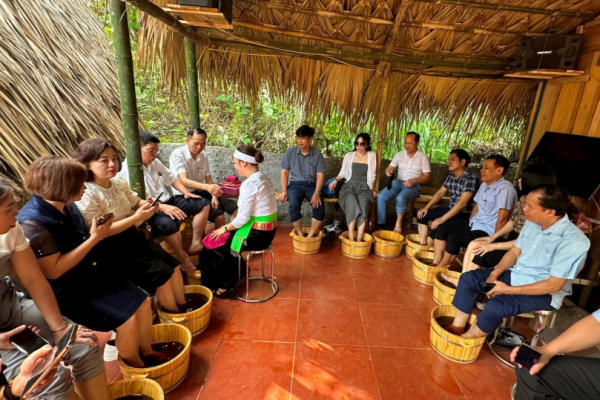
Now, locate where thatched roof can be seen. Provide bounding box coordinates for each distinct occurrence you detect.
[138,0,600,143]
[0,0,124,188]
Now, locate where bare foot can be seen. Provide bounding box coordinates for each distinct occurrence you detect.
[295,230,306,238]
[123,354,145,368]
[306,233,315,238]
[443,324,466,336]
[187,242,204,256]
[393,225,402,234]
[441,273,458,287]
[181,258,196,272]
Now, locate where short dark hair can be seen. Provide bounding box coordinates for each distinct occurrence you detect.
[296,125,315,138]
[140,130,160,147]
[187,127,207,138]
[406,131,420,142]
[530,184,571,217]
[486,154,510,176]
[354,133,373,152]
[74,139,122,182]
[25,156,87,203]
[520,164,556,196]
[450,149,471,166]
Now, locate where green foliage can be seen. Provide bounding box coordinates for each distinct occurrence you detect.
[91,1,522,164]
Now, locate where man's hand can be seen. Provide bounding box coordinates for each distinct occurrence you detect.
[311,192,322,208]
[207,184,223,197]
[485,270,499,284]
[277,192,288,203]
[211,197,220,209]
[372,191,378,199]
[487,280,511,298]
[90,215,114,241]
[403,179,414,188]
[160,204,187,220]
[183,192,201,200]
[385,168,394,177]
[431,218,445,229]
[510,345,552,375]
[0,325,40,350]
[417,208,429,219]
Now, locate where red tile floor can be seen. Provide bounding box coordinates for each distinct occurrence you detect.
[99,226,532,400]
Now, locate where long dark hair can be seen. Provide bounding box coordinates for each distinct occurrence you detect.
[353,133,372,152]
[520,164,556,196]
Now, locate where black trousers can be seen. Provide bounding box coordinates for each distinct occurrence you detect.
[515,355,600,400]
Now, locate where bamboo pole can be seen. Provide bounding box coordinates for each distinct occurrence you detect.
[109,0,145,196]
[415,0,597,19]
[184,38,200,128]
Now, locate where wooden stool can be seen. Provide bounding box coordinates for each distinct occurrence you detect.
[235,246,278,303]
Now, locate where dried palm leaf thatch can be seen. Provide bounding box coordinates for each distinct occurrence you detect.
[0,0,123,192]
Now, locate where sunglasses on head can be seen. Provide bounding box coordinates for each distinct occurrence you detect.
[354,141,366,146]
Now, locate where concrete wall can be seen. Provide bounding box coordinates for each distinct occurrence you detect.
[159,144,516,225]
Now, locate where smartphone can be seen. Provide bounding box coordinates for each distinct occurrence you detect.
[151,192,164,207]
[97,212,114,226]
[10,327,50,355]
[515,344,542,369]
[483,283,496,293]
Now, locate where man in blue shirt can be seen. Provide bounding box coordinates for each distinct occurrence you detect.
[278,125,326,238]
[511,307,600,399]
[445,184,590,340]
[431,155,517,266]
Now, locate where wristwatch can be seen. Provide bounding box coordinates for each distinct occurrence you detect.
[224,225,229,232]
[4,381,21,400]
[316,191,321,195]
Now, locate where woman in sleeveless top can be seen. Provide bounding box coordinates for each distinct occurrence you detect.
[329,133,377,242]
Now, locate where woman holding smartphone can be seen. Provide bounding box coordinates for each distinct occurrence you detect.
[18,157,168,368]
[0,178,111,400]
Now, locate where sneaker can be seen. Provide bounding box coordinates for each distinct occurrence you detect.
[103,338,118,362]
[332,219,342,234]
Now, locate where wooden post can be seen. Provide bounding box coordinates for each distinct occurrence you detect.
[109,0,145,196]
[185,38,200,128]
[371,65,390,229]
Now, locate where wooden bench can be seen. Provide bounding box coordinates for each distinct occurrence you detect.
[404,186,451,229]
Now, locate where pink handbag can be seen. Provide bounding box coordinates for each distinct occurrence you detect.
[202,231,231,249]
[225,176,238,182]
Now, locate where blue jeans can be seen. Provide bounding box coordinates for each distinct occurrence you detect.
[376,180,421,224]
[452,269,554,334]
[287,181,325,223]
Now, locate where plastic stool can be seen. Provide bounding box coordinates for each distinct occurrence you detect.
[235,246,278,303]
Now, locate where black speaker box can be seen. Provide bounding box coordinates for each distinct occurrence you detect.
[514,34,583,71]
[178,0,233,23]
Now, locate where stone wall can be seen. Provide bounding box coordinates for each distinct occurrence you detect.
[159,144,517,225]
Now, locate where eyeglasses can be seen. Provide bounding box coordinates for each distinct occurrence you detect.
[354,141,366,147]
[142,147,160,156]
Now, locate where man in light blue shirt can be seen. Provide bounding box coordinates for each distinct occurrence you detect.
[444,184,590,339]
[432,155,518,266]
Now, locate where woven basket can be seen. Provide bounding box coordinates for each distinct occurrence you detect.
[289,227,324,254]
[430,305,484,364]
[433,271,461,305]
[109,376,164,400]
[372,231,404,258]
[118,324,191,393]
[404,234,433,259]
[412,251,449,285]
[339,231,373,259]
[156,285,212,337]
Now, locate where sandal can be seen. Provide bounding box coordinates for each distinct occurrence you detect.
[214,288,231,299]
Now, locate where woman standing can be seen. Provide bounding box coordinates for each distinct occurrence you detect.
[328,133,377,242]
[200,145,277,296]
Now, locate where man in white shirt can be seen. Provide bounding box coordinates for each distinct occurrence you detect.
[376,132,432,233]
[169,128,237,229]
[119,131,210,271]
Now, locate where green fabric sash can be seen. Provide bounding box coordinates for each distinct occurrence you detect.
[231,212,277,253]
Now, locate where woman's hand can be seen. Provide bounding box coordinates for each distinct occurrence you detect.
[134,202,156,222]
[210,227,228,240]
[372,191,378,199]
[11,345,57,397]
[328,180,337,191]
[474,236,495,244]
[90,215,114,241]
[0,325,41,350]
[472,243,494,256]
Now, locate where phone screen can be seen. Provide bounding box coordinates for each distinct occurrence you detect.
[515,344,542,369]
[97,213,114,226]
[10,328,49,355]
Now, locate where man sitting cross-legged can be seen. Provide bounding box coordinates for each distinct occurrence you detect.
[443,184,590,339]
[430,154,517,267]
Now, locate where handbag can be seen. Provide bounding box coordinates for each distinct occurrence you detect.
[202,231,230,249]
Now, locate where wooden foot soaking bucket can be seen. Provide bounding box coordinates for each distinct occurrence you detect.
[433,271,461,305]
[372,231,404,258]
[109,376,164,400]
[118,324,192,393]
[412,251,448,285]
[185,270,201,286]
[404,234,433,259]
[157,285,212,337]
[430,305,485,364]
[340,231,373,259]
[290,227,325,254]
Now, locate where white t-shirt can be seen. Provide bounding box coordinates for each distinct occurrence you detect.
[119,158,176,202]
[169,146,211,195]
[389,149,431,181]
[0,223,30,280]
